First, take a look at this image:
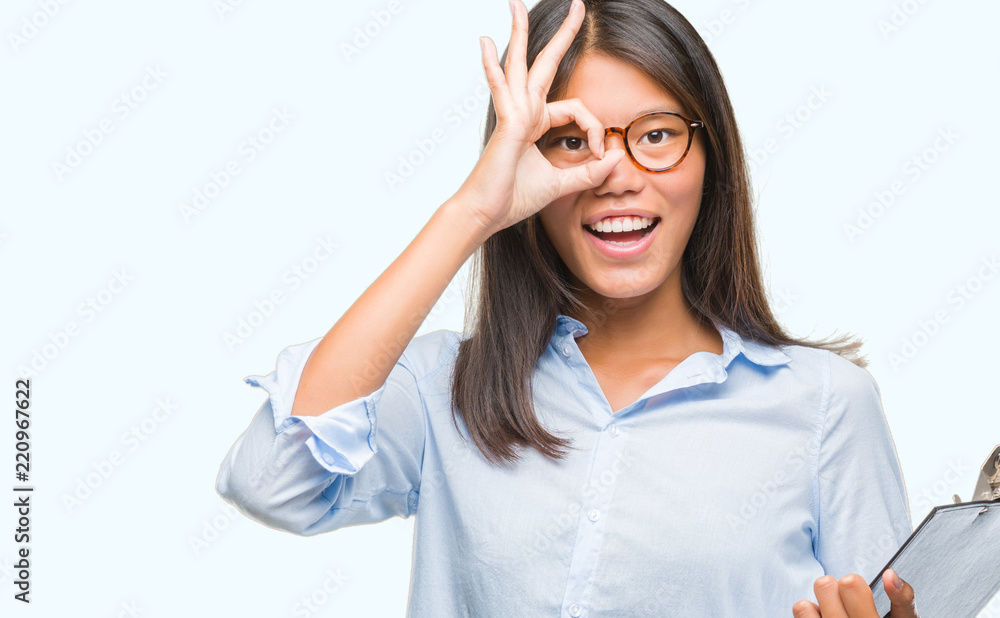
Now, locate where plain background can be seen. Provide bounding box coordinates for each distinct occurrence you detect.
[2,0,998,615]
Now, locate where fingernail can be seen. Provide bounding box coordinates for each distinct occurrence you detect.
[888,568,904,591]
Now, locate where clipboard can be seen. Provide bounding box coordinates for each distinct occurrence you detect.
[869,445,1000,617]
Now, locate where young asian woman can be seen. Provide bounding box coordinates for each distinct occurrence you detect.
[216,0,920,615]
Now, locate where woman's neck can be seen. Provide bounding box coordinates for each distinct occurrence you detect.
[569,281,723,365]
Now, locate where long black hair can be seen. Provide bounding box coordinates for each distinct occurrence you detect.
[451,0,865,467]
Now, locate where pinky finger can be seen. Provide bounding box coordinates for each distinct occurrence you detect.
[480,36,514,119]
[792,600,820,618]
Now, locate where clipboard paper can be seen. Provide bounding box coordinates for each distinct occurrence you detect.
[869,500,1000,617]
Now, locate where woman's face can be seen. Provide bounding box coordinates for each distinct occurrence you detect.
[537,52,707,305]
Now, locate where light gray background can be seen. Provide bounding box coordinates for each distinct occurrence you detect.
[2,0,998,615]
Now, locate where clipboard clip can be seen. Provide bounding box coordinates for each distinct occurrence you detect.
[951,444,1000,504]
[971,444,1000,502]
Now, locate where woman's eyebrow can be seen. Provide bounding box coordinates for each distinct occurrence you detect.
[630,106,683,118]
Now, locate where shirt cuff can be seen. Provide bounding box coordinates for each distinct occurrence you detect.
[243,337,388,475]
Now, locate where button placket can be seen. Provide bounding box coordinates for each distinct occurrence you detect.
[558,430,628,618]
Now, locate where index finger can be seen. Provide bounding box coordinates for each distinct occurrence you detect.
[834,573,881,618]
[526,0,586,97]
[814,576,850,618]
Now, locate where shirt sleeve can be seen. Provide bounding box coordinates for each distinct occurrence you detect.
[812,352,913,580]
[215,336,425,536]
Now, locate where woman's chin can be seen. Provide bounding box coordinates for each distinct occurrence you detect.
[578,272,663,302]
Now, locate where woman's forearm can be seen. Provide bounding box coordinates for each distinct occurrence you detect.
[289,195,491,418]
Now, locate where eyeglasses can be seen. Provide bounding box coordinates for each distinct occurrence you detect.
[537,111,705,173]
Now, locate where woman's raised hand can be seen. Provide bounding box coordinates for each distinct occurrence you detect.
[456,0,626,236]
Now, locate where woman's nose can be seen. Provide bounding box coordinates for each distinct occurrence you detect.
[593,127,644,195]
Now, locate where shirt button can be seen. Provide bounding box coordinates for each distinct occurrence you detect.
[562,345,571,357]
[587,509,600,522]
[608,424,619,437]
[569,604,583,617]
[322,453,335,465]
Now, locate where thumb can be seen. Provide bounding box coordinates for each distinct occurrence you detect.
[884,568,919,617]
[556,149,626,195]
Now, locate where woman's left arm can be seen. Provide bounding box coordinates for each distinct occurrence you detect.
[791,352,918,616]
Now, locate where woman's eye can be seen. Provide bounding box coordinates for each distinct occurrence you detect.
[640,130,677,145]
[558,136,588,151]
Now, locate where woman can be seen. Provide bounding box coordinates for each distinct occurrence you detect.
[216,0,919,615]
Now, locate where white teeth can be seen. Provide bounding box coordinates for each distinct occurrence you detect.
[588,216,655,233]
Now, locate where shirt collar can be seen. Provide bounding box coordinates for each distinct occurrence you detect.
[554,313,791,369]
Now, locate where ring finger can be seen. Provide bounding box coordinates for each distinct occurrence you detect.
[505,0,529,92]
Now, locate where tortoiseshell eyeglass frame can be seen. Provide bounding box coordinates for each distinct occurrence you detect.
[540,111,706,174]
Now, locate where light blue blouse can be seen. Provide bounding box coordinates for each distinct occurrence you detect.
[215,314,912,617]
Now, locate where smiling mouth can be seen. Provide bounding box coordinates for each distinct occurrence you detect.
[583,217,660,245]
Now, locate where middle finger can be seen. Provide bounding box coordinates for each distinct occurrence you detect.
[814,576,850,618]
[527,0,586,97]
[504,0,529,91]
[836,574,881,618]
